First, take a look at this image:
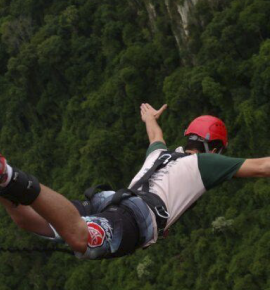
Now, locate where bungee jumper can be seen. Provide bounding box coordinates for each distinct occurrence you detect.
[0,103,270,259]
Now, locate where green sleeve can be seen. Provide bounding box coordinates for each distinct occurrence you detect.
[198,153,246,190]
[146,141,167,158]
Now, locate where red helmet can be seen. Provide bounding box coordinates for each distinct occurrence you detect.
[185,115,228,148]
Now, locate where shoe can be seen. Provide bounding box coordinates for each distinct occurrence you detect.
[0,154,7,184]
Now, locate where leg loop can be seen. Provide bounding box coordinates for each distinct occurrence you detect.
[71,200,92,216]
[0,168,41,205]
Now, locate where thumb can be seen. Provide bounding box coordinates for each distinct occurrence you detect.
[158,104,167,114]
[155,104,167,119]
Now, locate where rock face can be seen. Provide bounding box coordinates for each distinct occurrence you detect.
[143,0,200,50]
[144,0,158,33]
[176,0,199,37]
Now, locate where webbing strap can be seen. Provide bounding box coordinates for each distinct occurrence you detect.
[84,184,112,200]
[110,188,133,205]
[110,151,185,205]
[84,151,188,238]
[130,151,187,192]
[110,151,188,236]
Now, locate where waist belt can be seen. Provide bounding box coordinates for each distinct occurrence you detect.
[110,188,169,236]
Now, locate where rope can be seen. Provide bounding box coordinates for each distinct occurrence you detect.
[0,246,74,255]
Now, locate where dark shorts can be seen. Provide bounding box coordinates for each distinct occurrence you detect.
[72,201,140,259]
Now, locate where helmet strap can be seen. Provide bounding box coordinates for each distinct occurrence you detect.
[217,147,224,154]
[203,141,224,154]
[203,141,210,153]
[187,135,223,154]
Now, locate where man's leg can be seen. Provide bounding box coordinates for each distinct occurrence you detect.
[0,197,53,237]
[0,186,88,253]
[0,155,88,253]
[31,185,88,253]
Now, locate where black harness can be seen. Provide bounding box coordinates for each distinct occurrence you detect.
[84,150,188,237]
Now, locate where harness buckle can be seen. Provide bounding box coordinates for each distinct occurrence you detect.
[158,153,172,165]
[154,205,170,219]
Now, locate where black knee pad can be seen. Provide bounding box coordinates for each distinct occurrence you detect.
[0,168,41,205]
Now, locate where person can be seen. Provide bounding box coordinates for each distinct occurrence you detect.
[0,103,269,259]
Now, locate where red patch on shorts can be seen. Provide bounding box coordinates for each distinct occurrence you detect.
[87,222,106,248]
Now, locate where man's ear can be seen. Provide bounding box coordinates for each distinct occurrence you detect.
[211,148,218,154]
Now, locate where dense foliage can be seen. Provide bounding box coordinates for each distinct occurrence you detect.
[0,0,270,289]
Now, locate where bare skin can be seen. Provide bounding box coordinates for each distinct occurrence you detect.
[1,103,269,256]
[31,185,88,252]
[0,197,53,237]
[140,103,167,144]
[0,102,168,254]
[140,103,270,178]
[0,185,88,253]
[235,157,270,178]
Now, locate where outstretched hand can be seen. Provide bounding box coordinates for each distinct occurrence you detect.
[140,103,167,122]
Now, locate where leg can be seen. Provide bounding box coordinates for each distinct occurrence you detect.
[30,185,88,253]
[0,185,88,253]
[0,161,142,258]
[0,197,53,237]
[0,156,88,253]
[1,185,88,253]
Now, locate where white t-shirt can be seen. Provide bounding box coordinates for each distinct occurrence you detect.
[129,142,245,245]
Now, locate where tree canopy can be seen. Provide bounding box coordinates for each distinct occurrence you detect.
[0,0,270,289]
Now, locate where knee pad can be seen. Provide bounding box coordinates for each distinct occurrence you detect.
[0,168,41,205]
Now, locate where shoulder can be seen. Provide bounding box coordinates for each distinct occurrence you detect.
[146,141,167,158]
[197,153,246,190]
[197,153,245,166]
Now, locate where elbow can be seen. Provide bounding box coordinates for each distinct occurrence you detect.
[236,158,270,178]
[260,162,270,177]
[255,159,270,177]
[149,132,166,145]
[149,137,166,145]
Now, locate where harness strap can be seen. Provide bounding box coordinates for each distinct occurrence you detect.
[110,188,132,205]
[110,151,188,236]
[84,150,188,239]
[131,190,169,236]
[84,184,112,200]
[130,151,187,192]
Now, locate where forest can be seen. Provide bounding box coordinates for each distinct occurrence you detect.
[0,0,270,289]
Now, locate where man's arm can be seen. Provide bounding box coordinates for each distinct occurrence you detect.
[235,157,270,178]
[140,103,167,145]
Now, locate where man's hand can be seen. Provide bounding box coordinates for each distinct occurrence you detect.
[140,103,166,144]
[140,103,167,122]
